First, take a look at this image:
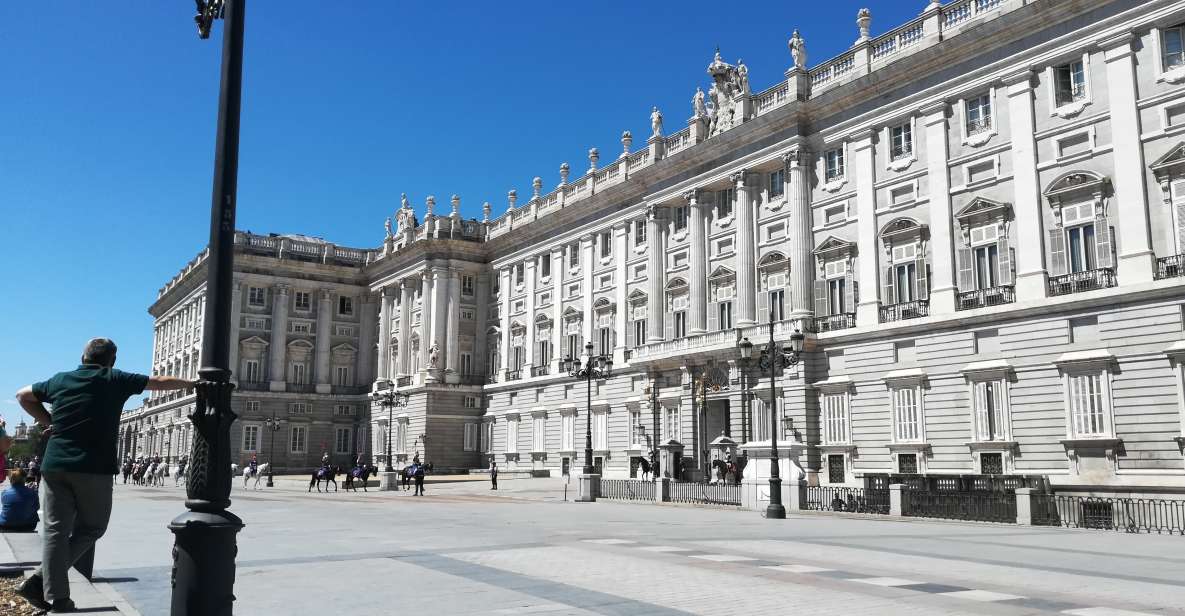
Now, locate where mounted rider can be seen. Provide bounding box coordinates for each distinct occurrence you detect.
[248,454,258,474]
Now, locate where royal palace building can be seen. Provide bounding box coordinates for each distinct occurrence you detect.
[123,0,1185,495]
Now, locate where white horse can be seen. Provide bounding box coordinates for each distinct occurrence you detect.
[243,463,270,490]
[171,464,187,486]
[149,462,168,486]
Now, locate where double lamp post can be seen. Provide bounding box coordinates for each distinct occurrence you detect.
[561,341,613,476]
[372,381,410,472]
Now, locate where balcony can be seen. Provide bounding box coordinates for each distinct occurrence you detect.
[530,365,550,378]
[395,376,412,388]
[815,313,856,332]
[1047,268,1115,297]
[956,286,1015,311]
[332,385,370,395]
[236,380,269,392]
[506,370,523,382]
[1155,254,1185,280]
[458,374,487,386]
[286,383,317,393]
[879,300,929,323]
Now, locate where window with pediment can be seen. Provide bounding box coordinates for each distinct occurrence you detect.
[878,219,928,307]
[562,308,584,359]
[1149,143,1185,259]
[626,290,648,347]
[708,267,735,331]
[757,253,789,323]
[593,298,615,355]
[665,278,689,339]
[509,322,526,372]
[955,198,1014,308]
[1043,172,1115,293]
[534,315,553,367]
[812,239,856,322]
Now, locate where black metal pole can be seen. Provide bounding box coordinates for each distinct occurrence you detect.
[766,317,785,519]
[385,395,394,472]
[583,364,594,475]
[170,2,246,614]
[266,414,276,488]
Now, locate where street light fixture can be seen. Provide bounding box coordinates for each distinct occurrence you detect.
[262,412,283,487]
[372,381,410,472]
[562,341,613,475]
[737,324,805,520]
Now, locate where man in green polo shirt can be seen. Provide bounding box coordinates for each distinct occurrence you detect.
[13,338,195,613]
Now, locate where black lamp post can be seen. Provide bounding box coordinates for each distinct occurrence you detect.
[372,381,409,472]
[562,341,612,475]
[169,2,246,615]
[263,412,283,487]
[737,324,804,520]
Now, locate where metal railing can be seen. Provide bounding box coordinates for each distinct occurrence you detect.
[864,473,1047,493]
[599,479,656,502]
[669,481,741,507]
[1031,495,1185,535]
[286,383,317,393]
[905,490,1017,523]
[332,385,370,395]
[966,116,992,135]
[804,486,889,515]
[1048,268,1115,296]
[815,313,856,332]
[506,370,522,381]
[236,381,268,392]
[457,374,487,386]
[956,285,1015,310]
[531,365,551,377]
[1155,254,1185,280]
[879,300,929,323]
[395,376,412,388]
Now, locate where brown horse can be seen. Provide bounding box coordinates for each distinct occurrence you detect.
[308,466,340,492]
[343,464,378,492]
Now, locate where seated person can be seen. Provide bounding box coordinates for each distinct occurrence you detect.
[0,469,39,532]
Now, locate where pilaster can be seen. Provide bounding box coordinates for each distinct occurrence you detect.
[430,266,450,381]
[1005,70,1049,301]
[550,248,564,373]
[524,258,538,371]
[397,281,413,376]
[733,171,757,327]
[446,269,461,377]
[687,190,709,334]
[473,273,490,378]
[315,288,333,393]
[499,267,512,380]
[922,104,957,315]
[419,269,434,381]
[646,206,667,342]
[785,149,813,317]
[613,222,629,365]
[852,133,881,327]
[581,235,595,347]
[268,284,289,392]
[357,292,376,385]
[228,281,242,383]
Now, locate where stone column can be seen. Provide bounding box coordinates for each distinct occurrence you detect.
[398,280,413,375]
[922,106,957,314]
[419,269,434,380]
[646,206,667,342]
[581,235,595,351]
[268,284,289,391]
[1103,33,1155,283]
[315,288,333,393]
[733,172,757,326]
[499,267,512,379]
[446,269,461,377]
[524,258,538,372]
[687,190,709,334]
[358,292,376,385]
[786,149,814,316]
[376,288,392,381]
[853,132,881,326]
[474,273,490,377]
[228,281,242,382]
[430,266,449,380]
[1006,70,1048,301]
[550,248,564,372]
[613,222,629,365]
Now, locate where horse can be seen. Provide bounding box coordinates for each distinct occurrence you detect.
[131,462,147,485]
[172,463,187,486]
[400,465,412,490]
[637,457,653,481]
[243,463,270,490]
[710,459,741,485]
[308,466,339,492]
[343,464,378,492]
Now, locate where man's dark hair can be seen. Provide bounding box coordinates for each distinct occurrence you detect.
[81,338,118,367]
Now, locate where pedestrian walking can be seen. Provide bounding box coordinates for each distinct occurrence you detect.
[13,338,195,613]
[489,461,498,490]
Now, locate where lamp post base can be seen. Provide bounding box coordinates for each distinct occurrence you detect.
[266,472,274,488]
[576,473,600,502]
[168,509,244,616]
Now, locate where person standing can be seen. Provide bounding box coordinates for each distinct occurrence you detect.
[413,462,426,496]
[13,338,195,613]
[489,461,498,490]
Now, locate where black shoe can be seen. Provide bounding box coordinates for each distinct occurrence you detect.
[17,574,50,610]
[51,598,76,613]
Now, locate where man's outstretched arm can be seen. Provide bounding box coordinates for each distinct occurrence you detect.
[145,375,198,391]
[15,386,51,428]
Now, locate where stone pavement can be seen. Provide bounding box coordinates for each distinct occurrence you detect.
[10,476,1185,615]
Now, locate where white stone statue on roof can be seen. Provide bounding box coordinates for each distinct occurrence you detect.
[789,30,807,70]
[651,106,663,137]
[384,217,393,239]
[736,59,750,96]
[693,87,707,119]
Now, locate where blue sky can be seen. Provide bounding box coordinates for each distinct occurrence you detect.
[0,1,922,426]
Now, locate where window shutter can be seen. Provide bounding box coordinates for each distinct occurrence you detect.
[664,312,674,340]
[813,279,830,316]
[611,326,617,350]
[626,320,635,348]
[957,247,974,291]
[916,256,929,300]
[1177,200,1185,251]
[707,301,719,331]
[1048,229,1067,275]
[757,290,770,322]
[843,274,856,315]
[997,237,1013,286]
[1094,219,1114,270]
[883,267,897,305]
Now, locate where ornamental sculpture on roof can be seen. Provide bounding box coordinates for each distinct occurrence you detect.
[788,30,807,70]
[706,49,748,137]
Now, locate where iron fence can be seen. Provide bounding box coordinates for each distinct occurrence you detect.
[804,486,890,515]
[1031,495,1185,535]
[669,481,742,507]
[599,479,656,502]
[905,490,1017,523]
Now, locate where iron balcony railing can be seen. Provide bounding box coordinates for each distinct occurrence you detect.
[1048,268,1115,296]
[879,300,929,323]
[506,370,522,382]
[236,381,268,392]
[967,115,992,135]
[457,374,487,386]
[804,486,890,515]
[332,385,370,395]
[1031,495,1185,535]
[286,383,317,393]
[864,473,1048,493]
[956,285,1015,310]
[1154,254,1185,280]
[395,376,412,388]
[815,313,856,332]
[530,365,551,377]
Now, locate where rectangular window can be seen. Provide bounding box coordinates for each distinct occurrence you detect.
[512,346,525,371]
[966,94,992,135]
[334,366,351,386]
[569,243,580,268]
[290,403,310,415]
[629,409,643,448]
[633,319,647,346]
[1054,60,1087,106]
[289,426,307,453]
[291,322,312,334]
[462,275,475,296]
[768,290,785,322]
[980,452,1004,475]
[717,189,734,219]
[461,309,474,321]
[664,407,680,443]
[334,324,355,336]
[290,363,308,385]
[540,256,551,278]
[768,169,785,198]
[897,453,918,474]
[674,205,689,231]
[825,147,845,181]
[248,287,266,307]
[460,352,473,376]
[464,395,480,409]
[483,422,494,452]
[972,380,1007,441]
[892,386,922,442]
[333,404,354,416]
[1068,372,1109,437]
[294,291,311,311]
[245,400,260,413]
[338,296,353,316]
[533,415,546,451]
[463,424,477,451]
[894,262,917,303]
[1067,223,1097,273]
[673,311,687,338]
[244,360,261,383]
[593,412,607,450]
[827,454,846,484]
[891,122,913,160]
[754,399,773,442]
[828,278,846,314]
[974,244,999,290]
[506,419,519,453]
[1164,24,1185,71]
[334,427,352,454]
[561,414,575,450]
[600,232,612,258]
[242,425,259,452]
[515,263,525,285]
[718,301,733,330]
[634,220,647,246]
[822,393,849,445]
[598,327,612,356]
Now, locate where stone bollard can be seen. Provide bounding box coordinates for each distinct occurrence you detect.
[657,477,671,503]
[1015,487,1033,526]
[378,471,401,491]
[889,484,904,517]
[788,480,805,511]
[577,473,600,502]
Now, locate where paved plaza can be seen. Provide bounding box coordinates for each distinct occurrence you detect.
[4,477,1185,615]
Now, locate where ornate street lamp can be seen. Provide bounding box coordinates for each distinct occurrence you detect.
[262,412,283,487]
[737,325,804,520]
[372,381,410,472]
[562,341,612,475]
[694,370,726,479]
[169,2,247,615]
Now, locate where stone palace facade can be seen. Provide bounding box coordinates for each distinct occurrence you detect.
[122,0,1185,493]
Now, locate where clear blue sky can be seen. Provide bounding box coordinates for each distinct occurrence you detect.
[0,1,922,426]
